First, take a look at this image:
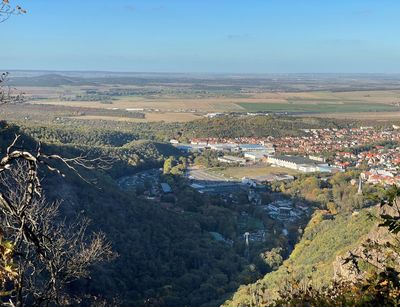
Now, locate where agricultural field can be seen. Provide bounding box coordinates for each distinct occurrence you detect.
[302,111,400,121]
[5,72,400,123]
[19,88,400,122]
[237,90,400,113]
[238,101,399,114]
[71,112,202,123]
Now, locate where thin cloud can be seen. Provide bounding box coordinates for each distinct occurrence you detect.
[151,5,166,11]
[226,33,251,40]
[123,4,166,13]
[353,9,373,17]
[124,5,135,12]
[315,39,365,47]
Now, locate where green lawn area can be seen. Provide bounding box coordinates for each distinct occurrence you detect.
[237,102,399,113]
[208,165,299,179]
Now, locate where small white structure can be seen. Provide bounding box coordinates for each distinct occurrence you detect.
[244,152,268,162]
[218,156,246,165]
[242,177,256,187]
[205,113,224,118]
[126,108,144,111]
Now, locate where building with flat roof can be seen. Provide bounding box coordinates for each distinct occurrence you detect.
[160,183,172,193]
[244,152,269,162]
[218,155,246,165]
[209,144,239,152]
[268,155,333,173]
[239,144,274,153]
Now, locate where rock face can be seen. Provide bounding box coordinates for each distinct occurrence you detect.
[333,205,400,284]
[333,251,366,282]
[223,209,377,307]
[224,202,400,307]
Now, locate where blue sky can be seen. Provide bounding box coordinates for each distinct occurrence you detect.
[2,0,400,73]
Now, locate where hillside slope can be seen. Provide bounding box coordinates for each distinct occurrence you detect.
[0,121,259,306]
[224,209,376,306]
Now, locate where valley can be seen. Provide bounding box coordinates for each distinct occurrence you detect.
[2,1,400,306]
[1,72,400,306]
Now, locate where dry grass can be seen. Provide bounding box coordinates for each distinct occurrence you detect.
[28,89,400,112]
[30,97,245,112]
[22,86,400,122]
[303,111,400,121]
[72,112,202,123]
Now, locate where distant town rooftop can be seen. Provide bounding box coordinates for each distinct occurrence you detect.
[160,183,172,193]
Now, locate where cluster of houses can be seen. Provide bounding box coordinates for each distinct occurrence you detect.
[332,145,400,186]
[173,125,400,182]
[274,126,400,156]
[334,147,400,168]
[361,170,400,186]
[263,199,309,221]
[174,126,399,159]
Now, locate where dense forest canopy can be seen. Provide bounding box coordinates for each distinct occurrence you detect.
[17,115,363,144]
[0,121,289,306]
[1,1,400,306]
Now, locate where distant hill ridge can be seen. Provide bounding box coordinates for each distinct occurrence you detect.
[8,73,94,87]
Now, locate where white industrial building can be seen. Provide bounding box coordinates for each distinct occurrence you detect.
[239,144,275,154]
[268,155,333,173]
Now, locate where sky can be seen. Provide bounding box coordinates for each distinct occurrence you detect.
[1,0,400,73]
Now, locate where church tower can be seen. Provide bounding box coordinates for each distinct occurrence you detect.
[357,175,363,195]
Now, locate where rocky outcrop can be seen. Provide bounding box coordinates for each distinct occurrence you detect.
[333,205,400,284]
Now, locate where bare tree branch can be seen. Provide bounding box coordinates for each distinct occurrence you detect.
[0,0,26,24]
[0,4,115,304]
[0,73,25,105]
[0,161,115,305]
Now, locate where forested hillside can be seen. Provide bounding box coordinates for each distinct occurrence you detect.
[16,123,182,179]
[17,115,361,144]
[2,117,399,306]
[224,209,377,306]
[2,0,400,305]
[0,121,272,306]
[179,116,353,139]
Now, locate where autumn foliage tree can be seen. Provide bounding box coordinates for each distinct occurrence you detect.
[271,185,400,306]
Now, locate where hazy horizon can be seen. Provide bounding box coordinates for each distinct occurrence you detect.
[2,0,400,73]
[4,69,400,77]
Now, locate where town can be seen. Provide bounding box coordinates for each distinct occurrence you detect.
[171,125,400,186]
[113,124,399,256]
